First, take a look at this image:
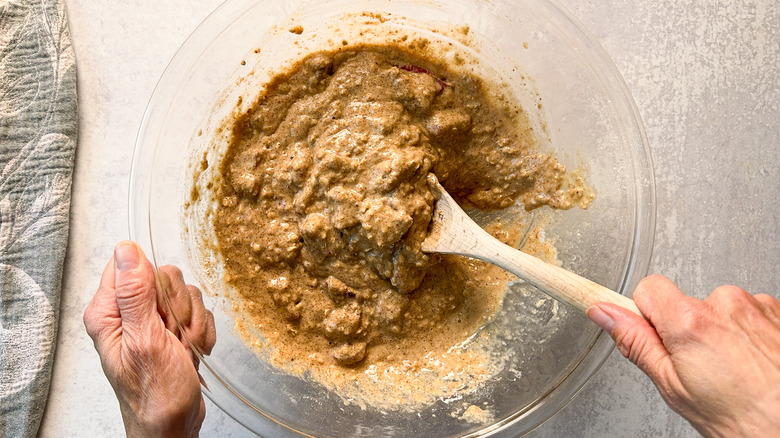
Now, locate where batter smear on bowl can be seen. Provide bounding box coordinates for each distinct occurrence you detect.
[208,45,591,407]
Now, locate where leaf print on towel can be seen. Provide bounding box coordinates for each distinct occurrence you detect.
[0,1,52,118]
[0,134,73,255]
[0,263,54,399]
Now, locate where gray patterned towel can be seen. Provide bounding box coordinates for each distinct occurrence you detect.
[0,0,77,436]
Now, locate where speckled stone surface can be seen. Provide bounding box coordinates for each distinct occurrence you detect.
[40,0,779,436]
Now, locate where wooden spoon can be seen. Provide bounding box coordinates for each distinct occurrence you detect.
[421,178,643,316]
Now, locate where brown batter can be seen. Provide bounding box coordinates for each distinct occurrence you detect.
[207,45,590,406]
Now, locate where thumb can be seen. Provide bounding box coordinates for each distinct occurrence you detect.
[587,302,675,385]
[113,240,159,331]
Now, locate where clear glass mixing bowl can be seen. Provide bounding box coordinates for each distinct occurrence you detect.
[129,0,655,436]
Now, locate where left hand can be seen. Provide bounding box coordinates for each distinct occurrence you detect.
[84,241,216,438]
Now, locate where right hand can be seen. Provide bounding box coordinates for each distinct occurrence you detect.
[587,275,780,438]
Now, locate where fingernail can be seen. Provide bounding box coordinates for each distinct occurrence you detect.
[115,241,140,271]
[587,305,615,334]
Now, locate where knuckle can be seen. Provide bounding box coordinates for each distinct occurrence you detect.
[707,285,761,318]
[639,274,669,287]
[159,264,184,281]
[634,275,665,299]
[84,316,110,345]
[636,274,673,293]
[632,285,649,305]
[750,294,780,326]
[633,275,680,315]
[83,309,98,339]
[83,300,106,341]
[754,293,780,311]
[709,284,750,304]
[632,286,654,312]
[186,316,206,336]
[83,302,94,325]
[754,293,778,303]
[165,281,188,304]
[187,285,203,302]
[116,274,154,300]
[613,326,648,364]
[669,298,708,340]
[204,311,216,354]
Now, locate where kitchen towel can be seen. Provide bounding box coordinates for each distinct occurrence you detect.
[0,0,77,436]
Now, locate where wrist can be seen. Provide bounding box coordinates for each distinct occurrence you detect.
[688,401,780,438]
[120,403,196,438]
[735,401,780,438]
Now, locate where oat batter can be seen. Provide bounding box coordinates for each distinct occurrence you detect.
[208,45,590,406]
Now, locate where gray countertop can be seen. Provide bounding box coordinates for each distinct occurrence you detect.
[41,0,779,436]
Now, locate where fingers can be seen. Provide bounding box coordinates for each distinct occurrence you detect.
[705,285,768,330]
[588,302,675,387]
[113,241,161,336]
[632,275,688,328]
[705,285,780,324]
[186,284,217,356]
[158,264,216,358]
[754,294,780,326]
[93,241,215,361]
[156,269,178,335]
[157,266,193,336]
[632,275,712,353]
[705,287,780,362]
[588,275,689,401]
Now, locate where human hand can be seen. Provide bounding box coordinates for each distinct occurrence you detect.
[587,275,780,438]
[84,241,216,438]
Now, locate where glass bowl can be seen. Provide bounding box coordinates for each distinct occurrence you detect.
[129,0,655,436]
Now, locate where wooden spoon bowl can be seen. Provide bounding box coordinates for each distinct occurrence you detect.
[421,177,642,316]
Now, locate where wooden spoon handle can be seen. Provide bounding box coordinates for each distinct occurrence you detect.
[438,212,643,316]
[486,239,642,315]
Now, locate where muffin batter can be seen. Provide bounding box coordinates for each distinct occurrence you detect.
[207,45,590,405]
